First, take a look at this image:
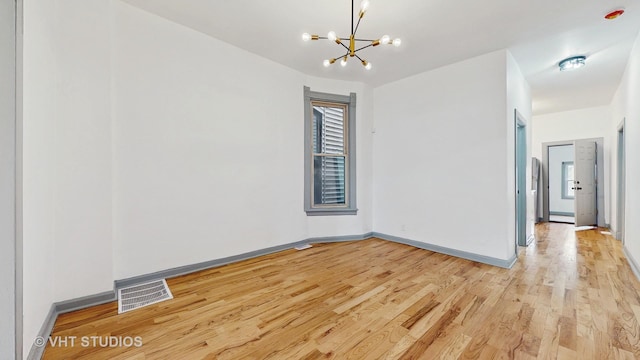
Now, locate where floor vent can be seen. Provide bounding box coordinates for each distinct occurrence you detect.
[118,279,173,314]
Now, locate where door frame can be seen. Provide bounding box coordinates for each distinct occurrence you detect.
[541,137,605,226]
[617,119,626,242]
[515,110,529,247]
[1,0,21,358]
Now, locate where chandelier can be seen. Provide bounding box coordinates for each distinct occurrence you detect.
[302,0,401,70]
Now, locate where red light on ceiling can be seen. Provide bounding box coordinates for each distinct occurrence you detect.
[605,9,625,20]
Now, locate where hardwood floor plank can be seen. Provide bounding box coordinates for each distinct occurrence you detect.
[435,332,472,360]
[400,299,440,330]
[380,334,418,360]
[42,224,640,359]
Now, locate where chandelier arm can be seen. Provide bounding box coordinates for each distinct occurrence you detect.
[354,43,374,52]
[337,42,350,52]
[329,52,350,62]
[332,49,349,57]
[353,38,376,42]
[354,53,365,62]
[334,52,350,64]
[354,16,362,36]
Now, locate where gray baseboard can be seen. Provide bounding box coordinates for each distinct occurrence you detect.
[371,232,517,269]
[55,291,116,315]
[305,232,373,243]
[549,211,575,217]
[115,233,373,289]
[27,290,117,360]
[26,305,55,360]
[624,246,640,282]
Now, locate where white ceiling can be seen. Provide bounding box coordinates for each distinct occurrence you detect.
[122,0,640,115]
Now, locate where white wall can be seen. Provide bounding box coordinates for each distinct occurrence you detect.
[532,106,612,223]
[0,0,17,357]
[22,0,57,355]
[548,145,574,214]
[532,106,611,159]
[111,2,373,279]
[373,50,530,262]
[611,30,640,264]
[22,0,115,355]
[53,0,113,302]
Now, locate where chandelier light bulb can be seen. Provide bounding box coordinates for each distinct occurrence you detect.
[364,62,372,70]
[302,33,311,42]
[323,59,331,67]
[341,57,348,67]
[392,38,402,47]
[380,35,390,44]
[328,31,337,41]
[360,0,370,12]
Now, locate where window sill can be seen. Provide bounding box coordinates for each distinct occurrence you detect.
[305,208,358,216]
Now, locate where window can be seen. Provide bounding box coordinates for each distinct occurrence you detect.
[304,87,357,215]
[562,161,575,199]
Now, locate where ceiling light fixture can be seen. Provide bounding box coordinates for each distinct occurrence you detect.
[558,56,586,71]
[301,0,401,71]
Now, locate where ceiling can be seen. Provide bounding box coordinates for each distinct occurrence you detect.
[122,0,640,115]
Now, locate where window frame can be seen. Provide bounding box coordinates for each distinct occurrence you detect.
[303,86,357,216]
[561,161,575,200]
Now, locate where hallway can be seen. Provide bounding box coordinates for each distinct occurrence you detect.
[516,223,640,358]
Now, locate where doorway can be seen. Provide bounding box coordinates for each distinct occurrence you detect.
[617,120,626,242]
[548,144,575,224]
[541,138,604,227]
[515,110,529,246]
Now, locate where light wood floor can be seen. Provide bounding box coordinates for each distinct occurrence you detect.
[44,223,640,359]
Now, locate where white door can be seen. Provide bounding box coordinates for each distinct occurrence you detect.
[574,140,597,226]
